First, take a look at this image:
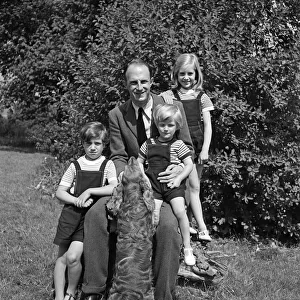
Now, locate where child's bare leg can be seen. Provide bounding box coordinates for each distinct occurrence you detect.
[170,197,191,249]
[188,165,207,231]
[153,199,163,226]
[170,196,195,265]
[64,241,83,299]
[54,245,68,300]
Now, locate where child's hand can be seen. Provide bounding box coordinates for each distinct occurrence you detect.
[198,151,209,165]
[143,174,152,188]
[160,91,176,104]
[76,190,91,207]
[83,198,94,207]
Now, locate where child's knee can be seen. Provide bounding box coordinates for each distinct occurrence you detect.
[174,209,187,221]
[66,251,81,267]
[189,182,200,193]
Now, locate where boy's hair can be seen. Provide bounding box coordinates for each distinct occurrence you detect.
[153,104,183,130]
[171,53,203,91]
[80,122,109,145]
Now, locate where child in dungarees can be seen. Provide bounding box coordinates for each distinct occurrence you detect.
[137,104,196,266]
[53,122,117,300]
[161,53,214,242]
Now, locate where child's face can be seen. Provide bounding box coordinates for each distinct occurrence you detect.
[157,119,177,142]
[177,64,196,90]
[83,137,104,161]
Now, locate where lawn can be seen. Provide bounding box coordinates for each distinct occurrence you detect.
[0,148,299,300]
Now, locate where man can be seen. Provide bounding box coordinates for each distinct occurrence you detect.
[80,59,193,300]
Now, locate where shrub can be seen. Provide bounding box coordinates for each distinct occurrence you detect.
[1,0,300,242]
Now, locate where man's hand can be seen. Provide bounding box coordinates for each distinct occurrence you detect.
[167,176,182,189]
[157,164,183,183]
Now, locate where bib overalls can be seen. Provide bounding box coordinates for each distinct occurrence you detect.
[173,90,204,161]
[54,159,108,245]
[145,139,186,202]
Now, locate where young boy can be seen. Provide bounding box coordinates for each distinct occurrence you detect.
[137,104,196,266]
[53,122,117,300]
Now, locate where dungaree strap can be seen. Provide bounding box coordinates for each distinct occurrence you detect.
[73,160,81,171]
[98,158,109,187]
[172,89,204,109]
[172,89,181,102]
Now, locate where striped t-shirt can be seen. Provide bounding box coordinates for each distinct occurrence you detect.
[162,89,214,112]
[138,138,192,165]
[59,155,117,194]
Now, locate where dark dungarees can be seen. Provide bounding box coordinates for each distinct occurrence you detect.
[173,89,204,160]
[54,159,108,245]
[145,140,186,202]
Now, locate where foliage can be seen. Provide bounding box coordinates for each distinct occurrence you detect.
[1,0,300,242]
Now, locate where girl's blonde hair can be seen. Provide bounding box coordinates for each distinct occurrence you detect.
[171,53,203,91]
[153,104,183,130]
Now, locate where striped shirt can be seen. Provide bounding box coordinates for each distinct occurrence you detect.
[138,138,192,165]
[162,89,214,112]
[59,155,117,194]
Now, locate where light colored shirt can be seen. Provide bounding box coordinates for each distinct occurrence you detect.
[132,97,153,139]
[138,138,192,165]
[59,155,117,194]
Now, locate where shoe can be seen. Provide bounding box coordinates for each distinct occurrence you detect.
[189,226,197,235]
[80,293,103,300]
[183,248,196,266]
[198,229,212,242]
[65,292,76,300]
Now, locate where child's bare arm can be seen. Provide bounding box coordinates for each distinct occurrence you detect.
[56,185,77,205]
[137,157,152,188]
[77,179,118,207]
[199,111,212,163]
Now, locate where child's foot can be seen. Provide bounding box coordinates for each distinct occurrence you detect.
[189,224,197,235]
[183,248,196,266]
[64,292,76,300]
[198,229,212,242]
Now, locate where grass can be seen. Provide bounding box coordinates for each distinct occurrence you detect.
[1,149,300,300]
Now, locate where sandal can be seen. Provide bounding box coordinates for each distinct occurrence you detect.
[183,247,196,266]
[64,292,76,300]
[198,229,212,242]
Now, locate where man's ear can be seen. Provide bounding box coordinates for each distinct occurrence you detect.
[150,77,154,87]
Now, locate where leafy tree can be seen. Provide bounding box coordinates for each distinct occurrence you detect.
[1,0,300,242]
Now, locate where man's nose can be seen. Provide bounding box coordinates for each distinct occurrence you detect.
[136,81,143,90]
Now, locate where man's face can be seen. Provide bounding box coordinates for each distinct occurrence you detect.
[125,64,153,107]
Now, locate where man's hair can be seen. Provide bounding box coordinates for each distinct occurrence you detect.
[124,58,153,79]
[153,104,183,130]
[171,53,203,91]
[80,121,109,145]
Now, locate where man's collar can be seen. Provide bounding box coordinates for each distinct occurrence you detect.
[132,96,153,119]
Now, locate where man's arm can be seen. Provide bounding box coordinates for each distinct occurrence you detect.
[109,109,128,176]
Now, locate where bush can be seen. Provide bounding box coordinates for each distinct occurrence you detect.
[1,0,300,243]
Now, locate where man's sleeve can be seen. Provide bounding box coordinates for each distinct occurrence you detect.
[109,109,128,176]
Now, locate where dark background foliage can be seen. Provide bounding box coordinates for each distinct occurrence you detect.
[0,0,299,243]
